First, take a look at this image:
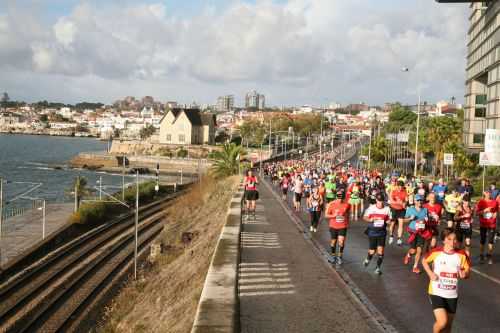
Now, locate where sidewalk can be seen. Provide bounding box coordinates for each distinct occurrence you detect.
[0,203,73,265]
[238,181,380,333]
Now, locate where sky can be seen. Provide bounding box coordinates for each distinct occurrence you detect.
[0,0,469,107]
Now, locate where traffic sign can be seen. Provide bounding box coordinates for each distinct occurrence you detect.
[299,150,303,154]
[443,153,454,166]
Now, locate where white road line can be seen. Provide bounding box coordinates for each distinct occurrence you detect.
[239,278,292,284]
[239,290,296,297]
[239,283,295,290]
[239,267,289,272]
[241,246,282,249]
[239,272,290,277]
[471,267,500,285]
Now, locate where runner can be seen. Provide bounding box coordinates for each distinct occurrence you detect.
[293,175,304,212]
[389,180,408,246]
[243,170,259,220]
[348,181,362,220]
[362,194,391,274]
[307,186,323,233]
[443,189,462,229]
[403,195,430,274]
[455,198,474,257]
[279,173,289,201]
[324,175,336,203]
[325,189,350,266]
[476,190,498,264]
[424,193,444,250]
[422,228,470,333]
[432,178,448,205]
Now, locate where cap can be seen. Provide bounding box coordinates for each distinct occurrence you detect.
[415,194,424,202]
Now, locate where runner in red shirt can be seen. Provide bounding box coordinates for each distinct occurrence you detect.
[424,192,444,250]
[243,170,259,220]
[476,190,497,264]
[389,181,408,246]
[325,189,350,266]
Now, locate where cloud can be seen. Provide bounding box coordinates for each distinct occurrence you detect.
[0,0,469,105]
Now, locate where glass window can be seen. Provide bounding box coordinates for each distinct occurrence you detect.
[476,94,487,105]
[473,133,485,144]
[179,134,185,143]
[475,107,486,118]
[166,134,171,142]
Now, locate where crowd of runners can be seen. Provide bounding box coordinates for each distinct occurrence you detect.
[241,149,500,333]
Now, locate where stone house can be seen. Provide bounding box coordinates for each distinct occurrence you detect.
[159,108,216,145]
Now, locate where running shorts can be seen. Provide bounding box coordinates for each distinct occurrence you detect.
[444,211,456,222]
[326,196,335,203]
[245,190,259,201]
[390,208,406,222]
[480,227,496,245]
[294,192,303,202]
[282,188,288,195]
[410,233,426,249]
[429,295,458,314]
[330,228,347,239]
[368,235,386,250]
[455,227,472,243]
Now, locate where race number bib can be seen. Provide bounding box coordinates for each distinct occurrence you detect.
[438,272,458,291]
[373,219,385,228]
[335,216,345,223]
[460,222,471,229]
[416,220,426,230]
[484,212,493,219]
[326,189,332,193]
[438,192,445,198]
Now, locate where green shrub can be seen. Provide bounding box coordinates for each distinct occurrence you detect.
[176,148,188,158]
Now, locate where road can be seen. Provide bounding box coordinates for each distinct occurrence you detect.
[267,180,500,333]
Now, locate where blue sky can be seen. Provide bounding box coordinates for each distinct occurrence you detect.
[0,0,469,106]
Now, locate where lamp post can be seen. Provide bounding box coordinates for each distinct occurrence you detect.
[0,178,3,265]
[402,66,421,177]
[134,170,139,280]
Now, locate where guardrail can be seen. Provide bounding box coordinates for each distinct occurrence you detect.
[191,185,244,333]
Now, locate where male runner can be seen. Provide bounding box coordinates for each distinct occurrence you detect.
[477,190,498,264]
[363,194,391,274]
[389,181,407,246]
[243,170,259,220]
[325,189,350,265]
[443,189,462,228]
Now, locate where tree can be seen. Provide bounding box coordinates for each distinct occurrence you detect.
[361,136,389,163]
[1,92,9,103]
[139,124,156,139]
[70,176,91,212]
[210,143,246,178]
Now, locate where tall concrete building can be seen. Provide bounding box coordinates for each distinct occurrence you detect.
[245,90,265,110]
[464,1,500,152]
[216,95,234,112]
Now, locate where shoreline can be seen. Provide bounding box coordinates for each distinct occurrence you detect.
[0,129,102,140]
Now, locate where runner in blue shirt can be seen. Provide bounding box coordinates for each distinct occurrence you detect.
[402,195,429,274]
[432,178,448,204]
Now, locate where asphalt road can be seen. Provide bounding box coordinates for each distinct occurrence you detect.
[268,181,500,333]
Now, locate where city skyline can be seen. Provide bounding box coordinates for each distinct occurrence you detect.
[0,0,468,106]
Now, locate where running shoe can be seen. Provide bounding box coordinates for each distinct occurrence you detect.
[363,259,370,268]
[412,267,421,274]
[397,238,403,246]
[374,267,382,275]
[310,226,314,232]
[488,256,493,265]
[329,255,337,264]
[313,228,317,233]
[403,254,411,265]
[388,236,394,245]
[336,257,343,265]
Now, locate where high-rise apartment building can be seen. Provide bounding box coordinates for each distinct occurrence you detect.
[216,95,234,112]
[245,90,265,110]
[464,1,500,152]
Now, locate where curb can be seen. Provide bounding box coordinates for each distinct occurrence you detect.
[190,185,244,333]
[262,179,398,333]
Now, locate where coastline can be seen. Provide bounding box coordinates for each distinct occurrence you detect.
[0,128,99,139]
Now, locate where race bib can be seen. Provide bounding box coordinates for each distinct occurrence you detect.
[326,189,332,193]
[312,201,319,207]
[416,220,426,230]
[373,219,385,228]
[438,272,458,291]
[460,222,471,229]
[484,212,493,219]
[418,189,425,196]
[335,216,345,223]
[438,192,445,198]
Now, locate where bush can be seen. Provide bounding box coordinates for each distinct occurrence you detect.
[156,147,173,157]
[176,148,188,158]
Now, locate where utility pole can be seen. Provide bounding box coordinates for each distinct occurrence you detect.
[268,119,272,157]
[134,170,139,280]
[42,199,46,239]
[0,177,3,265]
[122,156,126,201]
[414,91,421,177]
[99,176,102,201]
[74,176,79,213]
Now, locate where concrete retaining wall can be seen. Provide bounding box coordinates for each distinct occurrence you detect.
[191,186,244,333]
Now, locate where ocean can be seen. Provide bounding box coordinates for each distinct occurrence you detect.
[0,134,136,207]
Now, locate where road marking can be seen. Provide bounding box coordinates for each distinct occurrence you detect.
[239,277,292,284]
[239,272,290,277]
[239,290,295,297]
[239,283,295,290]
[240,267,289,272]
[471,267,500,285]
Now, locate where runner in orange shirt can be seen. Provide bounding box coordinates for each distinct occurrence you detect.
[325,189,350,266]
[389,181,408,246]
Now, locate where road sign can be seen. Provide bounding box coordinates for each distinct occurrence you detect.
[443,153,454,166]
[299,150,303,154]
[359,155,368,161]
[479,151,500,166]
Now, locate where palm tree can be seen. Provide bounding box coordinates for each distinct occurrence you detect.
[69,176,91,212]
[210,143,246,178]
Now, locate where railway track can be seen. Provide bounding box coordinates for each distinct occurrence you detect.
[0,191,183,333]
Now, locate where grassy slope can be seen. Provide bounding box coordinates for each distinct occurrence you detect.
[99,176,239,333]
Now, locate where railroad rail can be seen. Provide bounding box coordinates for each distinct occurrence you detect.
[0,190,184,333]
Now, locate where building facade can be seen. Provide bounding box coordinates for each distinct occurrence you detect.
[159,108,216,145]
[245,90,265,110]
[464,1,500,152]
[216,95,234,112]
